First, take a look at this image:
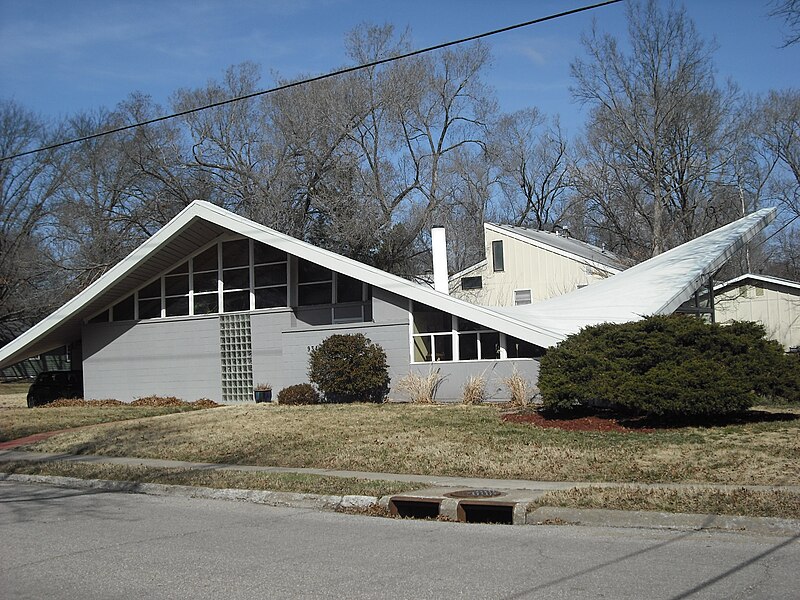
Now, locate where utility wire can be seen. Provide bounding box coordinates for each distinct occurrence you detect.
[0,0,622,163]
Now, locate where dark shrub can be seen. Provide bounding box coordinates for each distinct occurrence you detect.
[539,316,795,417]
[308,334,390,403]
[277,383,321,405]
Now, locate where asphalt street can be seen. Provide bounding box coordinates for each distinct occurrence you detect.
[1,480,797,599]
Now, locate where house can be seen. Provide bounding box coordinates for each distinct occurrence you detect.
[449,223,626,307]
[0,202,777,403]
[713,274,800,351]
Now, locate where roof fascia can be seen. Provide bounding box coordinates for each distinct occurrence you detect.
[714,273,800,293]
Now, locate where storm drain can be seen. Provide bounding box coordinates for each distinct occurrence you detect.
[445,489,504,499]
[389,499,441,519]
[457,502,514,525]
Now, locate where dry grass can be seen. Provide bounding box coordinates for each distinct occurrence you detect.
[461,374,487,405]
[532,486,800,520]
[0,382,29,409]
[501,367,535,407]
[395,368,443,404]
[23,404,800,485]
[0,406,206,442]
[0,460,421,497]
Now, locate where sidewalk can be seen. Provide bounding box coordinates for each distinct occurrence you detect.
[2,448,800,536]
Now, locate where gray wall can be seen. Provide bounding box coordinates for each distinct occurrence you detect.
[82,316,222,402]
[406,359,540,403]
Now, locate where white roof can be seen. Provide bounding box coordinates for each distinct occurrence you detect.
[497,208,777,339]
[715,273,800,293]
[0,203,777,368]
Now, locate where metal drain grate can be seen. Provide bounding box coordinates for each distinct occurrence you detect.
[444,489,505,499]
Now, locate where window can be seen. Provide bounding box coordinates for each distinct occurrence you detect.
[461,276,482,290]
[298,259,333,306]
[164,262,189,316]
[138,279,162,319]
[411,305,453,362]
[492,240,504,272]
[457,319,501,360]
[254,241,288,309]
[193,245,219,315]
[514,289,532,306]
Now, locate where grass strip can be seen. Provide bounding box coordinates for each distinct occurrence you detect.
[531,486,800,520]
[0,460,422,497]
[23,404,800,486]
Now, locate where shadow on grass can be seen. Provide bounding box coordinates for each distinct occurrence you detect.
[504,406,800,432]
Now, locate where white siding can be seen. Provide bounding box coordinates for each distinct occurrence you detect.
[715,283,800,350]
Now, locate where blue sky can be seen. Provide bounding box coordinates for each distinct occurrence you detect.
[1,0,798,136]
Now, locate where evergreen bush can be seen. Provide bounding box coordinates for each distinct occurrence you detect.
[276,383,321,405]
[308,334,390,403]
[539,315,796,417]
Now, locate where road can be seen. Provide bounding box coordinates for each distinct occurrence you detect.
[1,480,797,599]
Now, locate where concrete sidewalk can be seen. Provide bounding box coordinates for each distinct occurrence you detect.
[2,449,799,536]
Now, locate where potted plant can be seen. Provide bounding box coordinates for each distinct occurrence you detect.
[253,383,272,403]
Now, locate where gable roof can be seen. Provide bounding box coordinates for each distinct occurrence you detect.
[485,223,626,273]
[0,201,566,370]
[497,208,777,339]
[714,273,800,294]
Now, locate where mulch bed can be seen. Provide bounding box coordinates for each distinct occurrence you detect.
[502,410,652,433]
[42,397,221,409]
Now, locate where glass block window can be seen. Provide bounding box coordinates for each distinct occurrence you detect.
[220,313,253,403]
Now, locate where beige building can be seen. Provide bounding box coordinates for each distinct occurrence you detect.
[450,223,626,307]
[714,274,800,351]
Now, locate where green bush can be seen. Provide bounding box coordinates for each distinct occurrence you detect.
[276,383,321,405]
[539,316,797,417]
[308,334,390,403]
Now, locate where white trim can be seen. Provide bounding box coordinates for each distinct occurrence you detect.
[714,273,800,293]
[448,259,487,283]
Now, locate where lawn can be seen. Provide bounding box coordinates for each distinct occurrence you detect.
[0,382,225,442]
[19,403,800,486]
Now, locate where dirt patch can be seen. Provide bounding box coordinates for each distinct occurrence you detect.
[503,410,651,433]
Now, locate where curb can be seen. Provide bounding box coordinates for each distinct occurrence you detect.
[0,472,377,511]
[3,471,799,536]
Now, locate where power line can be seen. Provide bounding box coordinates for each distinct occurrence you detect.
[0,0,623,163]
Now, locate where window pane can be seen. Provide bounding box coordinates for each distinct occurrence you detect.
[459,332,478,360]
[507,337,544,359]
[88,310,109,324]
[194,293,218,315]
[413,305,450,333]
[255,286,287,309]
[193,245,218,271]
[433,335,453,361]
[413,335,433,362]
[298,259,331,283]
[194,270,218,293]
[164,274,189,296]
[138,298,161,319]
[165,296,189,317]
[167,261,188,275]
[458,319,483,332]
[139,279,161,299]
[223,290,250,312]
[461,276,482,290]
[255,263,287,287]
[480,332,501,359]
[223,267,249,291]
[253,242,286,265]
[492,240,504,272]
[336,273,363,303]
[222,239,249,268]
[298,282,332,306]
[112,295,135,321]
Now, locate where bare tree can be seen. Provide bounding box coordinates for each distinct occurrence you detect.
[0,101,68,343]
[571,0,737,258]
[489,109,569,230]
[770,0,800,46]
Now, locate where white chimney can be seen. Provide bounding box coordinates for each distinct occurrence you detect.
[431,226,449,294]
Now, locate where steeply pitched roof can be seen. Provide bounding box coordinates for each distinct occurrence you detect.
[496,208,777,339]
[0,201,565,370]
[485,223,627,272]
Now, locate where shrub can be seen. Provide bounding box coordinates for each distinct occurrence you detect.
[502,366,534,407]
[461,374,487,405]
[308,334,390,403]
[277,384,321,405]
[396,368,443,404]
[538,315,796,417]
